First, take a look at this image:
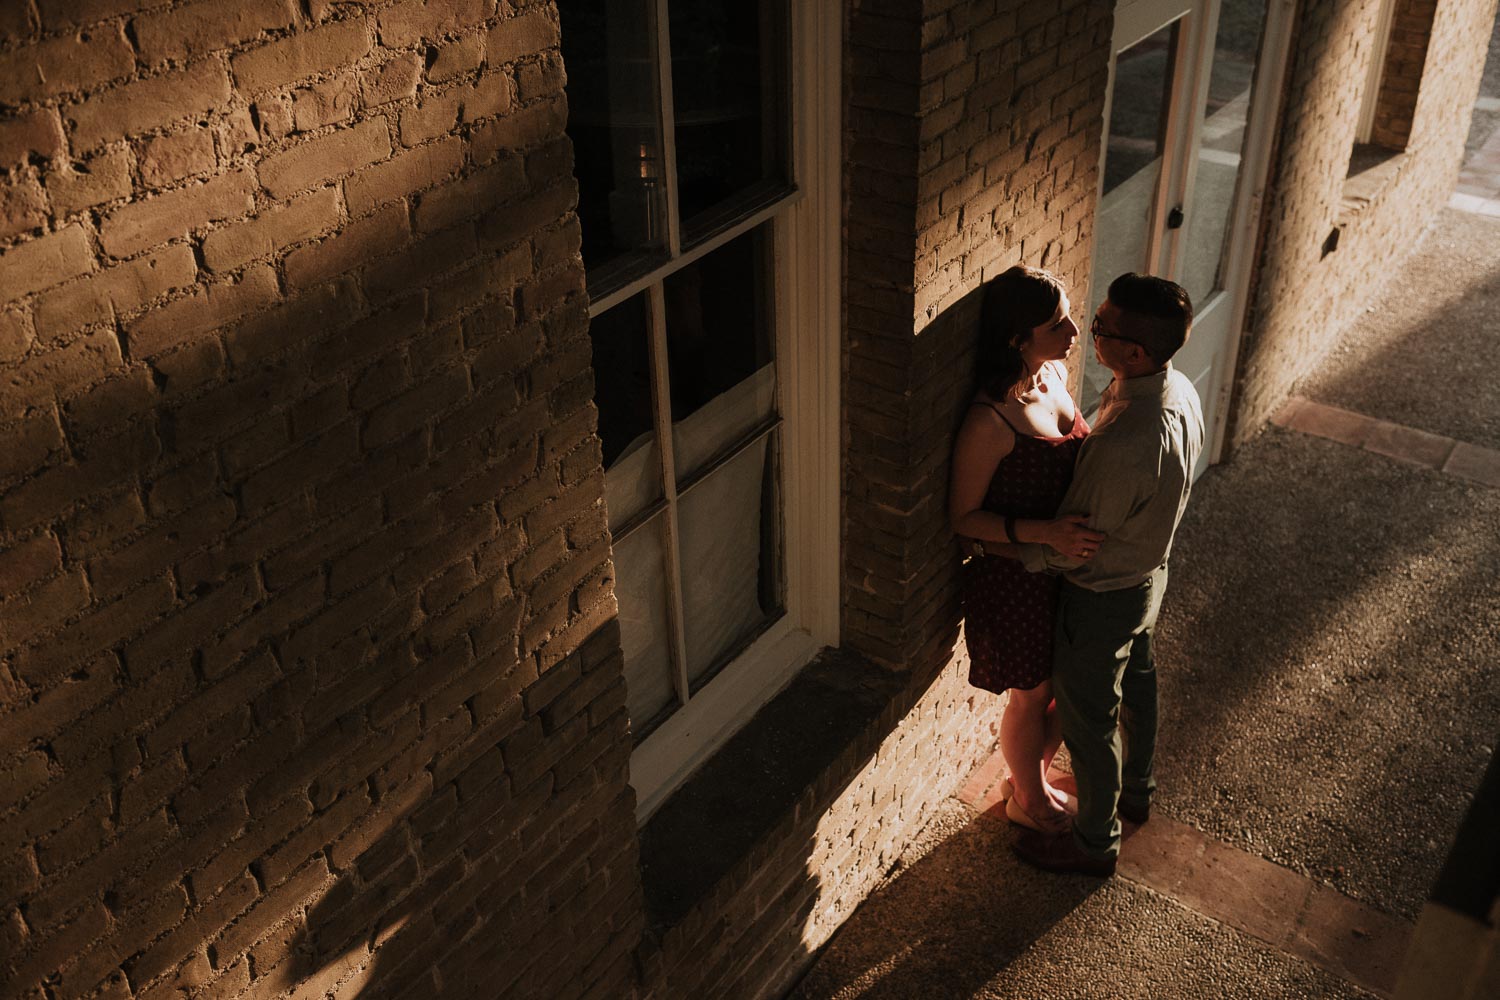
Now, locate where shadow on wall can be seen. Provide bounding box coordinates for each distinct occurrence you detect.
[0,113,642,998]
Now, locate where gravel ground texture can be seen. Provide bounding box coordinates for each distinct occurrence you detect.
[791,801,1379,1000]
[1152,426,1500,921]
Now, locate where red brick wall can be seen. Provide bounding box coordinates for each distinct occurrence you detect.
[1370,0,1438,149]
[1226,0,1496,451]
[610,1,1110,997]
[0,3,640,998]
[844,0,1107,671]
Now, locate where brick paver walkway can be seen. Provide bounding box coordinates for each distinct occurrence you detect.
[956,761,1412,999]
[1272,397,1500,489]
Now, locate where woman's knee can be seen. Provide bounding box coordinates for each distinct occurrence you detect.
[1007,682,1052,710]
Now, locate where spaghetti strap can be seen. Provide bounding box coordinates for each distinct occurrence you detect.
[971,399,1022,434]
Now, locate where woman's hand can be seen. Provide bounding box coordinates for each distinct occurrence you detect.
[1044,514,1105,560]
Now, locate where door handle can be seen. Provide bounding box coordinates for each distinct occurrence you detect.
[1167,205,1184,229]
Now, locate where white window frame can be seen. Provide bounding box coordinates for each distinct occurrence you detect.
[584,0,841,822]
[1356,0,1399,144]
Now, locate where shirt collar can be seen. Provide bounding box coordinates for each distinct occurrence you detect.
[1108,364,1172,401]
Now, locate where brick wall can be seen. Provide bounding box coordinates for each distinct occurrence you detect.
[637,647,996,1000]
[615,1,1114,996]
[0,3,640,998]
[1225,0,1497,451]
[843,0,1108,671]
[1370,0,1438,149]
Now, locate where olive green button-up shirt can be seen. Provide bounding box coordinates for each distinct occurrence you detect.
[1022,365,1204,591]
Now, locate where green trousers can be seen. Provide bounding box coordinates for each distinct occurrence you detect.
[1053,565,1168,861]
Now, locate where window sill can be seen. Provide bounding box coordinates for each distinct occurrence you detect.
[1339,144,1407,223]
[635,647,906,933]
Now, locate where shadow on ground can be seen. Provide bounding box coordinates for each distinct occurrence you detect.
[789,803,1102,1000]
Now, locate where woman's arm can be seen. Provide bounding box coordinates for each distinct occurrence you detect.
[950,404,1103,559]
[950,405,1016,544]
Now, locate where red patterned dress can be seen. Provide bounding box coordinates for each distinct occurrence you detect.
[963,403,1089,693]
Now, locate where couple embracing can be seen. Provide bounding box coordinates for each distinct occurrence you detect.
[951,266,1204,877]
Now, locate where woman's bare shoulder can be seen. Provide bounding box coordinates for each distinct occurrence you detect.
[961,393,1017,441]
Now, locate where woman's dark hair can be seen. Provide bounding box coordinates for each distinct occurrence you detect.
[976,265,1065,399]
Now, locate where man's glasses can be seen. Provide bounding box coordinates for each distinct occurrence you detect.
[1090,315,1146,349]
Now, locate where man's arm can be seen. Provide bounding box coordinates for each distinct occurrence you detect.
[1018,432,1150,572]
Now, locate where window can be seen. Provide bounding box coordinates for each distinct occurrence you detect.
[1355,0,1399,148]
[560,0,839,818]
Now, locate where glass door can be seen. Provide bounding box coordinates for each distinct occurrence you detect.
[1168,0,1271,476]
[1083,8,1191,413]
[1087,0,1283,474]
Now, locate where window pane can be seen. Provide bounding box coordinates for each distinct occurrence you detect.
[613,517,678,740]
[669,0,788,233]
[590,292,661,530]
[559,0,668,272]
[1084,20,1181,415]
[662,227,775,480]
[677,433,781,688]
[1182,0,1266,305]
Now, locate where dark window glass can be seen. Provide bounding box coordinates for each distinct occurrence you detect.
[588,291,655,471]
[1102,21,1178,195]
[661,227,775,480]
[668,0,788,234]
[559,0,667,272]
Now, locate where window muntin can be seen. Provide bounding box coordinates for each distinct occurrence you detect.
[587,225,785,743]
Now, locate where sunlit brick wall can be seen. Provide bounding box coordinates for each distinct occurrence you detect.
[844,0,1107,671]
[1226,0,1496,451]
[0,2,640,998]
[1370,0,1438,149]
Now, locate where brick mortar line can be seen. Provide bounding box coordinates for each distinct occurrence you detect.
[1272,395,1500,488]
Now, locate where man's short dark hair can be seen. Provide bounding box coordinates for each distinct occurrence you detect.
[1107,273,1193,364]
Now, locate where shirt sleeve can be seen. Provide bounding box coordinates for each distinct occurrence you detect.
[1020,427,1153,574]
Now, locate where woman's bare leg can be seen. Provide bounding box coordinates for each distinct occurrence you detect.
[1040,694,1074,809]
[1001,682,1070,829]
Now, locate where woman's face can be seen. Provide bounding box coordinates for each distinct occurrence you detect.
[1019,292,1079,362]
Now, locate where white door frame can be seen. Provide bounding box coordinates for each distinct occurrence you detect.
[1188,0,1295,465]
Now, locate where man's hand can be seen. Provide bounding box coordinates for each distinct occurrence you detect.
[1043,514,1105,561]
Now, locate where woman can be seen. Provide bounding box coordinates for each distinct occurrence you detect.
[950,266,1102,833]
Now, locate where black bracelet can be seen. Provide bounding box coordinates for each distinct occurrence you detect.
[1003,515,1017,544]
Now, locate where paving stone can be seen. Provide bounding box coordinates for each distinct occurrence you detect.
[1361,420,1456,469]
[1270,395,1309,428]
[1443,441,1500,487]
[957,748,1007,808]
[1279,399,1375,448]
[1288,883,1412,998]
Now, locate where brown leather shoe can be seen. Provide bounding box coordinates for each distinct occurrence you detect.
[1012,829,1117,877]
[1117,797,1150,825]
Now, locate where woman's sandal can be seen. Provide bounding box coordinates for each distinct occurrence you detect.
[1005,795,1070,833]
[1000,773,1076,812]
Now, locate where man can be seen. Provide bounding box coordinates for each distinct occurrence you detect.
[1013,272,1205,877]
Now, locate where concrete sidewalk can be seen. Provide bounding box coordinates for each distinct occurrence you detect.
[789,61,1500,1000]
